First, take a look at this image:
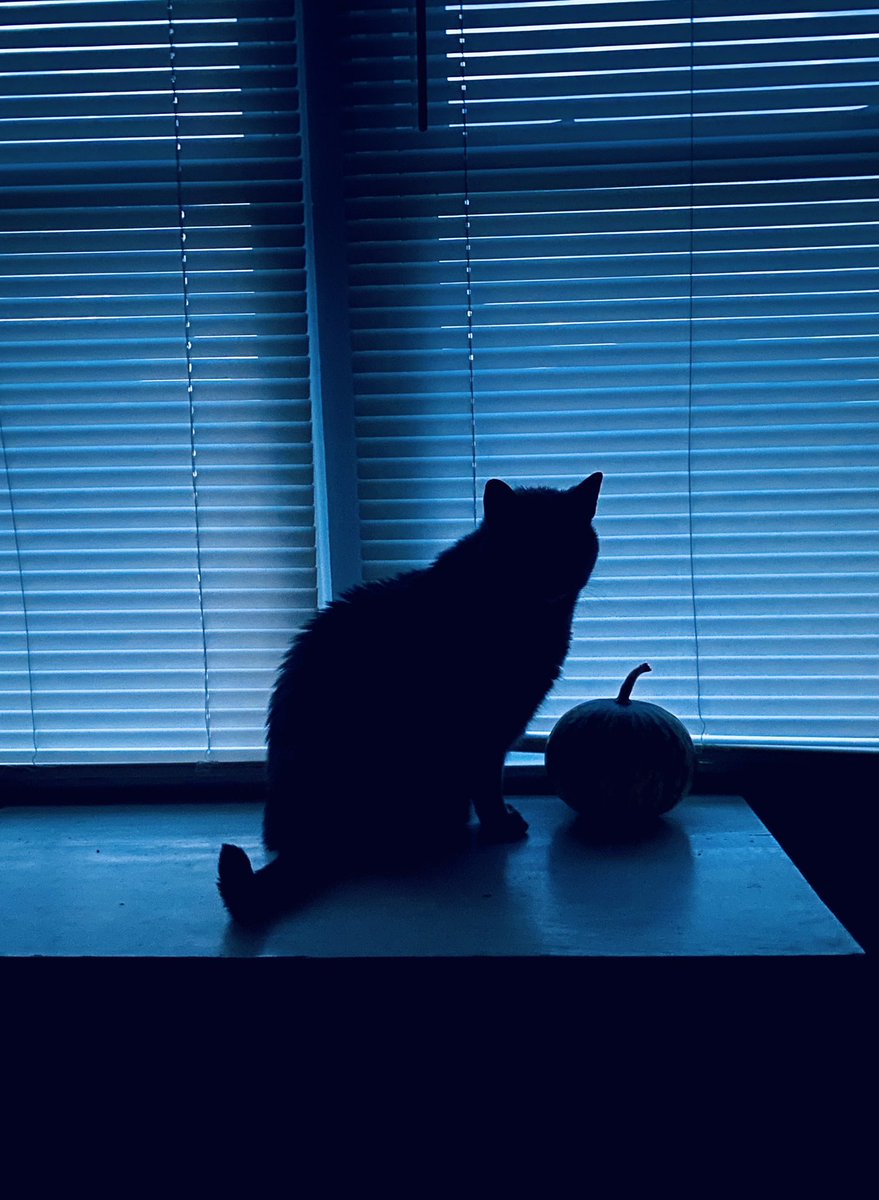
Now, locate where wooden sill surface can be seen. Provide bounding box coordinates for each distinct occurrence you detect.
[0,793,862,958]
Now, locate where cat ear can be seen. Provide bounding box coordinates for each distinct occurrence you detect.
[570,472,603,519]
[483,478,516,522]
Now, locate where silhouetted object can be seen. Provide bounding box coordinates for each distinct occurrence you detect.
[545,663,695,835]
[218,473,603,924]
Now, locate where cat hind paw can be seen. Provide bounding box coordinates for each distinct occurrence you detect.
[478,804,529,844]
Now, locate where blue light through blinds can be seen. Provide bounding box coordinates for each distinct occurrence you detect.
[342,1,879,749]
[0,0,316,763]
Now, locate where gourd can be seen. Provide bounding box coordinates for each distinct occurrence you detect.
[545,664,695,830]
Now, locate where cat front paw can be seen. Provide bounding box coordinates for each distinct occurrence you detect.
[479,803,529,844]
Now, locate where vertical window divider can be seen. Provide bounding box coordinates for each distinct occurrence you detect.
[296,0,362,605]
[687,1,706,747]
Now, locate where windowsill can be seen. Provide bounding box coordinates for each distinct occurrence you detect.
[0,792,862,959]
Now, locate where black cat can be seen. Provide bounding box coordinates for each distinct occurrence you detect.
[217,472,602,923]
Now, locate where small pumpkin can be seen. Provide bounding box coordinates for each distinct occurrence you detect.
[545,664,695,830]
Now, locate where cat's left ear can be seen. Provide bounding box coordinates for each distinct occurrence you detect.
[570,472,603,519]
[483,478,516,523]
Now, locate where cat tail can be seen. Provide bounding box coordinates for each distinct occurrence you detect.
[216,844,304,926]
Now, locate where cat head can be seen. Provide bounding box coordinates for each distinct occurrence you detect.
[481,473,602,599]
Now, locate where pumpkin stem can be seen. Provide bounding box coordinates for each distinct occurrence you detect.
[616,662,652,704]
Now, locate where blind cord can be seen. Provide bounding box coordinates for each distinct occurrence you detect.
[687,3,707,747]
[457,4,479,526]
[416,0,428,132]
[167,1,213,758]
[0,416,38,763]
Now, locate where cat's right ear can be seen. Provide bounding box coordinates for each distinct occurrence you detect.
[483,478,516,523]
[570,472,603,519]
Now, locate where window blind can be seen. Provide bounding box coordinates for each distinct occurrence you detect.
[1,0,316,762]
[341,1,879,749]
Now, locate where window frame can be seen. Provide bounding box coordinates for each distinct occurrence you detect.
[3,0,877,775]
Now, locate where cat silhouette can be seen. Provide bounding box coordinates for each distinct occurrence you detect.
[217,472,602,924]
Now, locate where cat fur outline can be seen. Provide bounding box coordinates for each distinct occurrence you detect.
[217,472,602,924]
